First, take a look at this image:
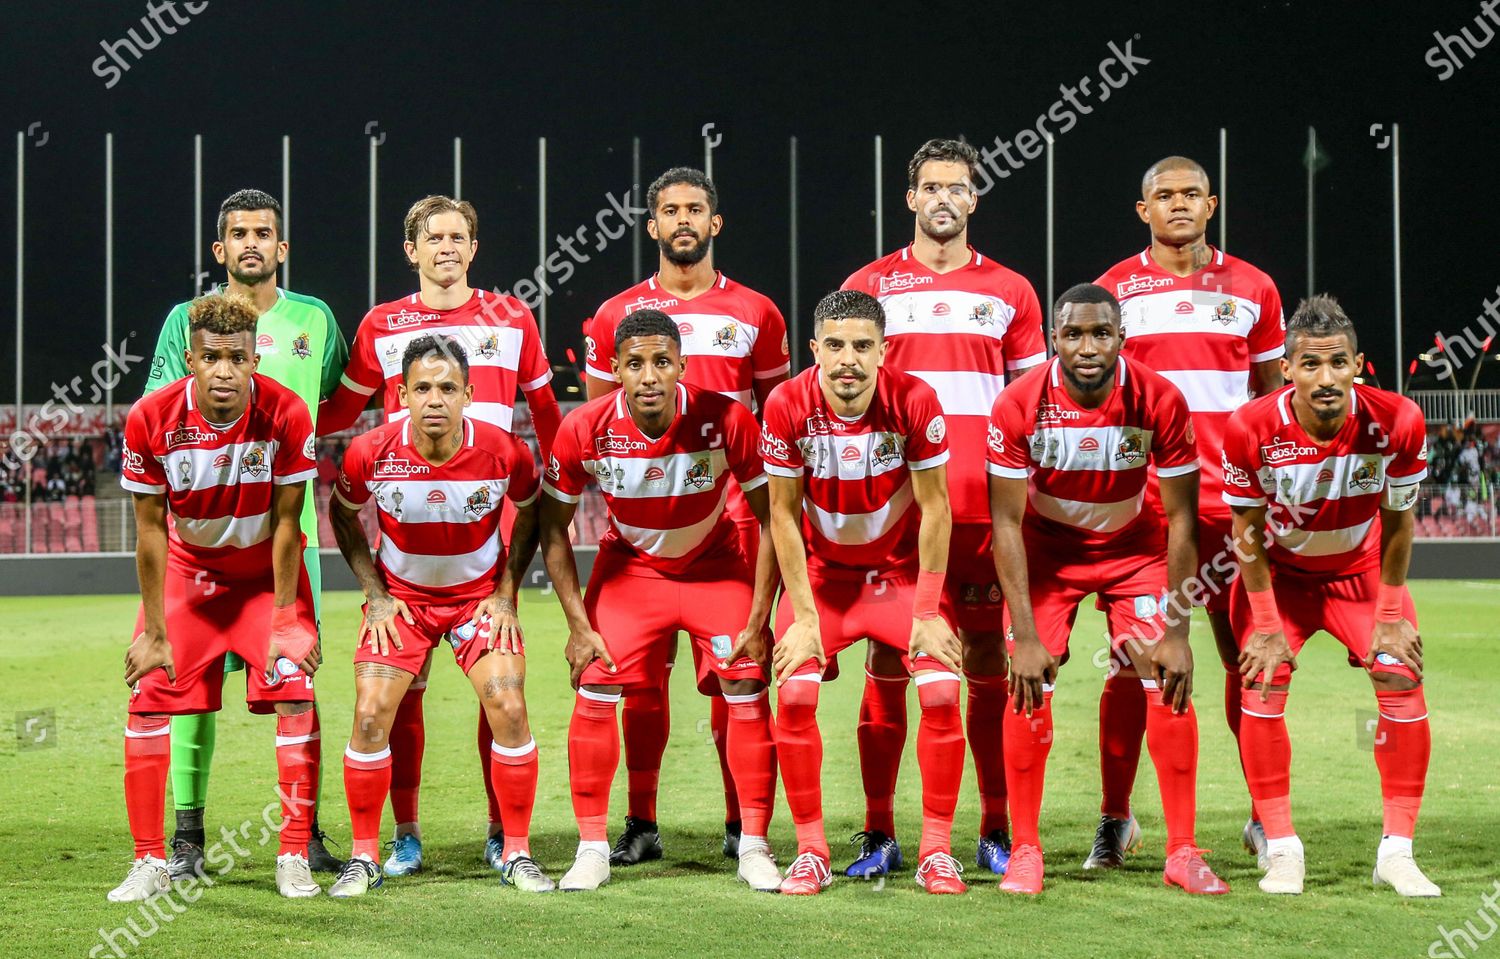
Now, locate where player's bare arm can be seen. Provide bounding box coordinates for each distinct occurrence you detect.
[329,496,411,657]
[908,464,962,674]
[768,472,825,685]
[726,482,777,676]
[1369,505,1422,680]
[1155,471,1200,712]
[989,472,1053,714]
[267,481,319,679]
[124,491,175,686]
[1250,359,1286,399]
[1231,503,1296,697]
[539,492,615,688]
[479,496,541,656]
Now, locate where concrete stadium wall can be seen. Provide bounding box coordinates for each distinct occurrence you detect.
[0,542,1494,597]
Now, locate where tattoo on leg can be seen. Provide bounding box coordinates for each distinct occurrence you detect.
[355,662,411,682]
[483,674,523,699]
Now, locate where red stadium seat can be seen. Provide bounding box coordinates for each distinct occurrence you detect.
[81,495,99,551]
[62,496,84,551]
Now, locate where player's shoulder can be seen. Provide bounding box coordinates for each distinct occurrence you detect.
[997,360,1049,408]
[469,417,530,459]
[472,288,538,329]
[716,274,780,313]
[881,366,942,410]
[254,374,308,417]
[765,366,816,410]
[133,377,187,421]
[969,249,1038,290]
[841,248,907,293]
[1124,356,1185,396]
[593,277,656,320]
[358,293,420,332]
[563,389,624,431]
[1228,386,1289,433]
[347,418,404,457]
[684,381,743,419]
[280,289,337,322]
[1357,383,1422,425]
[1094,251,1147,287]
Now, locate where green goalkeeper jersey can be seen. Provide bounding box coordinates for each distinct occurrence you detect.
[143,287,349,546]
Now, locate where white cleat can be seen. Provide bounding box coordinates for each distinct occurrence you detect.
[1242,819,1269,872]
[1374,852,1441,897]
[1258,846,1305,895]
[559,849,611,892]
[276,852,322,898]
[328,857,383,898]
[736,840,781,892]
[107,856,170,902]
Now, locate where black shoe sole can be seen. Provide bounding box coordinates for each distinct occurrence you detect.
[609,844,664,866]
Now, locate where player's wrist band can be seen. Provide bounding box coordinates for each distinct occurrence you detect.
[913,569,944,621]
[1375,583,1408,624]
[1246,587,1281,635]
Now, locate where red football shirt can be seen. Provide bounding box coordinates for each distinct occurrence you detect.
[760,366,949,573]
[121,374,317,578]
[543,382,766,576]
[986,357,1199,555]
[1220,384,1427,575]
[335,417,539,603]
[844,245,1046,525]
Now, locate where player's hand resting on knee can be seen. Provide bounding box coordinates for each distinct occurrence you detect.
[908,617,962,675]
[1008,630,1057,716]
[1239,629,1296,700]
[125,627,176,686]
[475,595,522,655]
[727,623,770,676]
[566,625,615,689]
[360,592,412,657]
[1367,619,1422,680]
[1150,635,1194,713]
[772,619,825,686]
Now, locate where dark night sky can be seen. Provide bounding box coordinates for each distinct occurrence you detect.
[4,0,1499,404]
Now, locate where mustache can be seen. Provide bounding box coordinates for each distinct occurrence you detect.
[1312,388,1343,399]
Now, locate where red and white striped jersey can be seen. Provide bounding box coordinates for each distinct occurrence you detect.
[121,374,317,578]
[334,417,539,603]
[1220,384,1427,575]
[339,289,553,432]
[1099,247,1285,518]
[761,367,949,573]
[584,272,789,408]
[987,357,1198,553]
[543,382,766,575]
[843,245,1046,525]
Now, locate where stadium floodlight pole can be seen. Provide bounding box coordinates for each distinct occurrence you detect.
[538,136,548,342]
[631,136,642,281]
[105,133,115,426]
[874,134,883,258]
[16,130,30,552]
[704,129,713,181]
[1045,131,1055,353]
[281,135,291,290]
[454,136,462,198]
[1392,123,1404,395]
[1218,127,1227,252]
[368,131,378,308]
[789,136,800,373]
[1306,126,1316,298]
[194,134,203,294]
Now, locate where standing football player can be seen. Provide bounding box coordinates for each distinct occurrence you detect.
[327,335,551,896]
[842,138,1045,877]
[318,195,562,876]
[1225,295,1437,897]
[1092,156,1285,870]
[583,167,789,865]
[142,189,348,878]
[988,284,1227,896]
[542,310,781,893]
[763,289,967,896]
[113,293,323,901]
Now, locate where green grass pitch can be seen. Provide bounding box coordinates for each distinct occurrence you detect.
[2,582,1496,958]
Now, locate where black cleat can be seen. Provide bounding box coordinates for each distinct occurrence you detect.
[1082,814,1142,870]
[609,816,663,866]
[167,837,205,880]
[723,820,742,859]
[308,826,346,874]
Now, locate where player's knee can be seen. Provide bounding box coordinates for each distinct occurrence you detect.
[351,703,388,748]
[1239,684,1289,718]
[485,689,528,732]
[776,676,821,712]
[915,671,960,709]
[1369,670,1421,693]
[276,701,315,717]
[960,631,1005,675]
[866,642,905,676]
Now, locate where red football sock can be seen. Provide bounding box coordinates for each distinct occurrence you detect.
[775,677,828,859]
[622,683,667,822]
[1224,669,1259,822]
[1002,690,1053,850]
[478,707,503,828]
[490,738,539,860]
[712,694,741,823]
[1098,668,1146,819]
[1144,688,1198,854]
[568,690,621,842]
[1239,686,1294,839]
[723,692,776,837]
[916,675,964,860]
[388,682,426,827]
[1374,687,1430,838]
[966,672,1009,835]
[856,670,908,836]
[343,744,392,862]
[124,714,171,859]
[275,710,319,856]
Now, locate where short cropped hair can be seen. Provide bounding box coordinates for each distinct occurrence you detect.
[1053,282,1121,324]
[646,167,718,217]
[907,137,982,189]
[216,189,282,240]
[614,309,682,352]
[812,289,886,336]
[401,334,470,383]
[1286,293,1357,354]
[1140,156,1211,197]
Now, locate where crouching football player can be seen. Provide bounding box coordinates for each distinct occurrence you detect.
[327,335,551,896]
[114,292,323,901]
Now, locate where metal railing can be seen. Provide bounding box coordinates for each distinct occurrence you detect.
[1408,390,1500,424]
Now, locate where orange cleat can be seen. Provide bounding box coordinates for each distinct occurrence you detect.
[1163,846,1230,895]
[915,852,968,894]
[999,843,1044,895]
[779,852,833,895]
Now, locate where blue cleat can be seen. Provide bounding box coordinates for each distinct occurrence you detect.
[844,831,902,879]
[484,834,506,872]
[977,829,1012,875]
[382,834,423,877]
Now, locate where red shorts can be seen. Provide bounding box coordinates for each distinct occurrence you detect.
[129,565,318,715]
[582,548,765,693]
[353,596,517,677]
[774,566,958,679]
[1228,565,1420,686]
[1013,546,1167,661]
[942,522,1004,633]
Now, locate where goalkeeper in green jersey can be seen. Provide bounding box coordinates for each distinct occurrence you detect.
[142,189,350,877]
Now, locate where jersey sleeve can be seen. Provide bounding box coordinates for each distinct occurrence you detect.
[1247,277,1286,364]
[1383,398,1429,511]
[541,412,590,504]
[750,301,791,381]
[1150,379,1200,477]
[1002,280,1048,372]
[903,381,950,471]
[985,392,1031,479]
[1220,407,1266,508]
[722,401,768,491]
[143,305,190,396]
[334,434,374,510]
[315,298,350,401]
[758,383,803,477]
[585,307,619,382]
[840,265,876,295]
[272,390,318,485]
[120,407,166,494]
[505,435,541,508]
[513,302,554,394]
[317,313,381,436]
